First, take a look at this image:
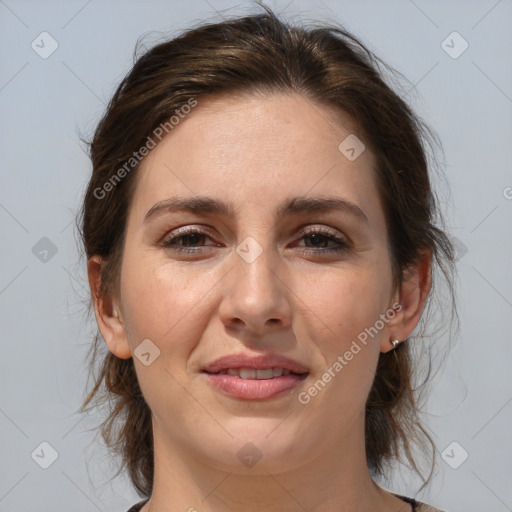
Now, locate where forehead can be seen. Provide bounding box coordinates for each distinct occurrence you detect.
[159,92,368,165]
[131,92,383,226]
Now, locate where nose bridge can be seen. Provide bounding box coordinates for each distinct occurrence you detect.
[233,234,283,300]
[218,233,292,332]
[231,208,280,288]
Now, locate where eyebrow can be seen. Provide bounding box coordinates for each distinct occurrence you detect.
[144,195,369,225]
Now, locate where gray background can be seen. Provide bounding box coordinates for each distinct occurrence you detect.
[1,0,511,511]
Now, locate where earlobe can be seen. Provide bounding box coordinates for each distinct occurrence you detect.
[380,250,432,353]
[87,255,132,359]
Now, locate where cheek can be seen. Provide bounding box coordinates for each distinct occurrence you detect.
[120,252,215,349]
[119,255,216,412]
[296,265,388,406]
[300,265,387,341]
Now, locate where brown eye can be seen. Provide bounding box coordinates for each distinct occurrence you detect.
[296,228,350,254]
[165,232,206,247]
[161,228,218,253]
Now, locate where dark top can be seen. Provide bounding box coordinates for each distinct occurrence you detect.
[127,493,436,511]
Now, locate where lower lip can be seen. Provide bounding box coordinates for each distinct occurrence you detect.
[203,372,308,400]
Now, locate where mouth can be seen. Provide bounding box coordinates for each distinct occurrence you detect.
[201,368,309,400]
[203,367,308,378]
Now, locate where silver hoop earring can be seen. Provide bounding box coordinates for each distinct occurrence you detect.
[391,339,400,348]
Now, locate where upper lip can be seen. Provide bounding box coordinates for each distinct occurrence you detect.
[202,353,309,374]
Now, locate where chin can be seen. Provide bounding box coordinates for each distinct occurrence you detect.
[196,425,308,475]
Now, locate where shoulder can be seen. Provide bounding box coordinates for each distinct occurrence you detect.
[393,492,447,512]
[126,499,149,512]
[416,503,447,512]
[125,496,448,512]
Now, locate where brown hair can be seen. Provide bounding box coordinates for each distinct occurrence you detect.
[77,2,458,499]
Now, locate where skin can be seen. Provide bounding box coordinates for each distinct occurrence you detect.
[88,92,431,512]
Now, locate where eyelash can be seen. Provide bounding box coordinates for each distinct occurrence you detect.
[160,226,350,255]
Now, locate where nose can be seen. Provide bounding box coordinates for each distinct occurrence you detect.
[218,241,293,338]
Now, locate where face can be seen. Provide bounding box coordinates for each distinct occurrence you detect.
[94,92,418,474]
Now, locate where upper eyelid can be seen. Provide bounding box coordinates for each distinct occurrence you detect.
[165,224,344,237]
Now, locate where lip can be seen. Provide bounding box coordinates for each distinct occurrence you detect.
[202,353,309,374]
[201,353,309,401]
[204,372,308,400]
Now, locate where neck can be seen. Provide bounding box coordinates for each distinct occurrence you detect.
[142,416,402,512]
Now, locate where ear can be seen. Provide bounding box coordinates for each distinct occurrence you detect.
[380,249,432,353]
[87,255,132,359]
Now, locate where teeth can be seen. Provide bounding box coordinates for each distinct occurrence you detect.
[272,368,284,377]
[216,368,292,379]
[256,368,274,379]
[239,368,256,379]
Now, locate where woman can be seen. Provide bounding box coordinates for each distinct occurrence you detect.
[79,4,456,511]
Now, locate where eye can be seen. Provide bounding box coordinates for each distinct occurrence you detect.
[161,227,218,254]
[294,227,350,254]
[160,226,350,256]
